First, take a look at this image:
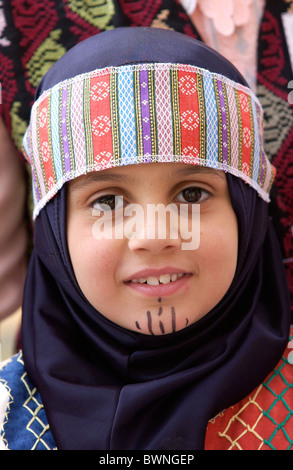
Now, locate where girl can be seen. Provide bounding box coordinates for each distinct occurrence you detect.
[0,27,291,450]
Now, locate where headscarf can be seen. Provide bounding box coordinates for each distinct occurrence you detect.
[21,28,291,450]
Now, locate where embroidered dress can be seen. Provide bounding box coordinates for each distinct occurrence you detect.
[0,353,56,450]
[205,326,293,450]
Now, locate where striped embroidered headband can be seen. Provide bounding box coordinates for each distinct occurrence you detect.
[23,62,274,219]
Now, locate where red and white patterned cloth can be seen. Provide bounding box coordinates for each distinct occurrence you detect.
[205,326,293,450]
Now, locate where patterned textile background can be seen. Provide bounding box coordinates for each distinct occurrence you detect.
[256,0,293,318]
[0,0,292,315]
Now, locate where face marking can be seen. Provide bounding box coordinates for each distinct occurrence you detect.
[135,306,188,335]
[159,321,165,334]
[147,310,154,335]
[171,306,176,333]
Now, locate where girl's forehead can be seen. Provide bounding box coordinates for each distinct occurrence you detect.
[69,163,226,190]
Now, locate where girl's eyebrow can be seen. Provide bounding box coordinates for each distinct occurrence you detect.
[175,166,226,180]
[69,172,126,191]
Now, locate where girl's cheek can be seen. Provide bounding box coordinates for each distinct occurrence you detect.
[88,238,126,279]
[199,221,238,270]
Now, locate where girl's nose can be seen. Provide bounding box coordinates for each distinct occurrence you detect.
[126,203,182,255]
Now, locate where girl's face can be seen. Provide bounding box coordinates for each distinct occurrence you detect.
[67,163,238,335]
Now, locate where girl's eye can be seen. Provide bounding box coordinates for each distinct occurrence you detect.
[176,187,210,204]
[92,195,124,212]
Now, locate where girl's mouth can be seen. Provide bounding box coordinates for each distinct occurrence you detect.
[125,271,191,297]
[128,272,186,286]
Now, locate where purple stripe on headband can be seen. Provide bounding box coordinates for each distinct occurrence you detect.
[61,86,71,174]
[32,166,42,202]
[217,80,229,165]
[140,70,152,162]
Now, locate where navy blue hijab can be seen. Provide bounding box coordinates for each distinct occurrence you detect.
[22,28,291,450]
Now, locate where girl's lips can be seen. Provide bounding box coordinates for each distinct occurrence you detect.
[125,267,189,282]
[125,272,192,297]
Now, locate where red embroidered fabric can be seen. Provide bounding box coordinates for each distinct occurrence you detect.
[205,326,293,450]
